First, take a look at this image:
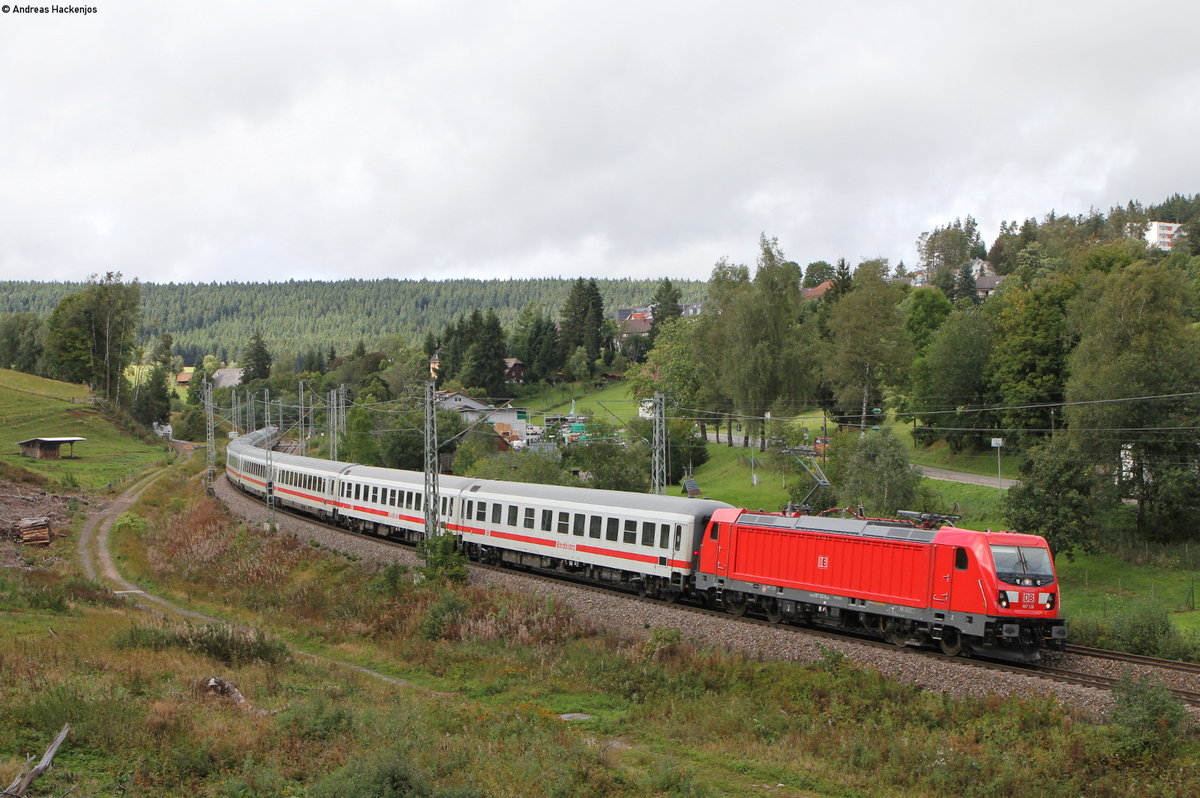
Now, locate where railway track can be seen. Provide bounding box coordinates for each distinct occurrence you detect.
[244,487,1200,709]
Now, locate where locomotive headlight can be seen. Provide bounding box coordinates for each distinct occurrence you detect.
[997,591,1009,609]
[1045,593,1056,610]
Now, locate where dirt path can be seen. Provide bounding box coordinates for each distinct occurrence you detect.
[74,447,414,688]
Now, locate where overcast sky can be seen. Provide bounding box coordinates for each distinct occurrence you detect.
[1,1,1197,286]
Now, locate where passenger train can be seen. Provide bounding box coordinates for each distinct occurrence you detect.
[226,428,1067,662]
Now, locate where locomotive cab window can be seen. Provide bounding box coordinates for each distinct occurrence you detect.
[955,547,969,570]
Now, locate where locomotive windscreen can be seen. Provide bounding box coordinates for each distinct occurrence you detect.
[990,545,1055,587]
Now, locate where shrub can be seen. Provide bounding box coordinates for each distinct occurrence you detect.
[1107,671,1188,760]
[115,622,289,666]
[415,534,468,584]
[419,592,470,641]
[1110,600,1192,659]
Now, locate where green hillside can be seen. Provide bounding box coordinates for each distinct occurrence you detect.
[0,277,707,366]
[0,369,169,489]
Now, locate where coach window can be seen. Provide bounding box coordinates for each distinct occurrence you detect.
[573,513,585,536]
[477,502,487,522]
[589,515,602,539]
[641,521,655,547]
[354,484,361,501]
[507,505,518,526]
[465,500,473,519]
[524,507,536,529]
[659,523,670,549]
[606,517,619,541]
[673,525,682,551]
[492,504,502,525]
[558,512,570,535]
[955,547,969,570]
[623,519,637,544]
[414,494,422,512]
[542,509,553,532]
[372,486,380,504]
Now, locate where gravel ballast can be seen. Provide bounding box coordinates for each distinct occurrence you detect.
[213,476,1200,721]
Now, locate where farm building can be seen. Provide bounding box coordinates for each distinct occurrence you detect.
[16,437,86,460]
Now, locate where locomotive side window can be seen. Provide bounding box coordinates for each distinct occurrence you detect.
[658,523,670,549]
[623,520,637,544]
[524,507,535,529]
[641,521,655,546]
[589,515,602,539]
[542,509,553,531]
[955,547,968,570]
[606,517,619,541]
[573,513,585,536]
[558,512,570,535]
[709,523,719,541]
[507,505,518,526]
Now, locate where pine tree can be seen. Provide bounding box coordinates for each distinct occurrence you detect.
[242,330,273,382]
[648,278,682,345]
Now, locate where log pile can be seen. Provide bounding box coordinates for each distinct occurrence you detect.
[11,517,51,546]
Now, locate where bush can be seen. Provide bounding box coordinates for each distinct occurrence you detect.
[309,748,480,798]
[1107,672,1188,760]
[115,622,289,666]
[419,592,470,641]
[416,534,468,584]
[1110,600,1194,659]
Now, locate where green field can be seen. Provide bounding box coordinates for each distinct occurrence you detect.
[0,369,170,489]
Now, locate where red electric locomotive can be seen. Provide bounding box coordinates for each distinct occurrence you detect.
[694,508,1066,662]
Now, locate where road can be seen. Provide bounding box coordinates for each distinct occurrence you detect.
[915,465,1016,490]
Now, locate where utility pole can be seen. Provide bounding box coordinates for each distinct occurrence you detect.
[203,378,216,494]
[328,388,338,461]
[264,388,271,429]
[424,381,441,538]
[652,391,667,495]
[231,390,240,437]
[298,380,306,456]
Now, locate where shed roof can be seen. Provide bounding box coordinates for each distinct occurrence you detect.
[17,437,87,444]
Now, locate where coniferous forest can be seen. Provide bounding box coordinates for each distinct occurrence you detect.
[0,277,706,366]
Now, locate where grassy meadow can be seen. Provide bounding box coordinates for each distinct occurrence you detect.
[0,368,170,489]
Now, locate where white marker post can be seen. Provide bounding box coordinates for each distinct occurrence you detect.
[991,438,1005,499]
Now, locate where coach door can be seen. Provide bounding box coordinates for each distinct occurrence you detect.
[931,544,957,612]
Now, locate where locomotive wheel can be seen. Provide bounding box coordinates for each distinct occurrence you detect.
[725,592,748,617]
[885,621,909,647]
[765,599,784,624]
[662,589,680,604]
[939,627,963,657]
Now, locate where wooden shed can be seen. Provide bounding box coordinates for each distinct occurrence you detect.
[16,437,86,460]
